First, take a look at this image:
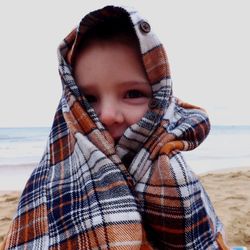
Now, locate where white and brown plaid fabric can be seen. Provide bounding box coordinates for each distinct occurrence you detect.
[2,6,228,250]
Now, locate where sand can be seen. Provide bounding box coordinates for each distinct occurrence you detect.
[0,191,20,244]
[0,166,250,248]
[200,167,250,247]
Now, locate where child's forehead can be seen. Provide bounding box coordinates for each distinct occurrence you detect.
[80,38,140,54]
[74,39,149,87]
[75,31,140,60]
[72,35,143,75]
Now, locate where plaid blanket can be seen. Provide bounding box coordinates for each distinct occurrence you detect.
[2,6,229,250]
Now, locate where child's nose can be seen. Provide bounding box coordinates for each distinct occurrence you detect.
[99,101,124,126]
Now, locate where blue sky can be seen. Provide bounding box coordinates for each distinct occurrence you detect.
[0,0,249,127]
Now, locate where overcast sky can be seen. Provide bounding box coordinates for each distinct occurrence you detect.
[0,0,249,127]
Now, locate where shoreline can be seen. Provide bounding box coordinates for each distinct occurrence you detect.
[199,165,250,175]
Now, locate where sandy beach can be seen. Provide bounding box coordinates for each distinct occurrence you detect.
[0,166,250,248]
[200,166,250,247]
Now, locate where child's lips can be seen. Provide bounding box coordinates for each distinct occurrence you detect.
[114,137,120,144]
[112,135,121,144]
[107,127,127,144]
[109,132,123,144]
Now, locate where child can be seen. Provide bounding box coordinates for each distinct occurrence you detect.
[2,5,229,249]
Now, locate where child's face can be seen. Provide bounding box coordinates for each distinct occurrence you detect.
[74,40,151,143]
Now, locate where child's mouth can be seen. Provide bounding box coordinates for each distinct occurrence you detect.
[114,137,120,145]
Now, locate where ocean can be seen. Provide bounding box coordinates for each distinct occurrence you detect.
[183,125,250,173]
[0,127,50,166]
[0,126,250,173]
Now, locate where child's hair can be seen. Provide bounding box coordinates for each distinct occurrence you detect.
[71,14,141,67]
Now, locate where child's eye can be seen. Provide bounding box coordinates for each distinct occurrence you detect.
[85,95,97,103]
[125,90,146,99]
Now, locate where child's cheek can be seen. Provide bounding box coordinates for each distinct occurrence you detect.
[125,103,149,125]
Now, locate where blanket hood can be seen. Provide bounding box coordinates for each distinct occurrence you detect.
[57,5,210,155]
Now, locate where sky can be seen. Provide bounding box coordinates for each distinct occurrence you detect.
[0,0,249,127]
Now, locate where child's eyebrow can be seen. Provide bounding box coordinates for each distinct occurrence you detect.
[117,80,150,87]
[81,80,150,90]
